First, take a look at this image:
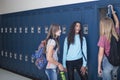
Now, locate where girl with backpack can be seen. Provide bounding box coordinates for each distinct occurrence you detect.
[62,21,87,80]
[98,5,119,80]
[45,24,64,80]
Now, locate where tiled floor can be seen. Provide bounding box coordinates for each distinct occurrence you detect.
[0,68,32,80]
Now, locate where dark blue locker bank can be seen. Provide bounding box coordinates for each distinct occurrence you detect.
[0,0,120,80]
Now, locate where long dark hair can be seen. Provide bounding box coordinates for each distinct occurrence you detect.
[67,21,83,47]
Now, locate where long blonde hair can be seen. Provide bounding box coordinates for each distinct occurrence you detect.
[46,24,60,49]
[100,17,119,42]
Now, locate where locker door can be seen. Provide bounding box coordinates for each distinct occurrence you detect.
[0,16,2,67]
[82,5,98,80]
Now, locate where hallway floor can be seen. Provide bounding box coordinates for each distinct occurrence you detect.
[0,68,32,80]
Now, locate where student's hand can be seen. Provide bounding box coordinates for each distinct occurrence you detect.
[64,68,67,72]
[58,64,64,71]
[108,4,114,12]
[98,67,102,77]
[80,66,86,75]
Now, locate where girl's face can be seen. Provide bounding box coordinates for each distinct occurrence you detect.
[75,23,81,34]
[55,27,61,37]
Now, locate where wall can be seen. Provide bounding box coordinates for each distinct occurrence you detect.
[0,0,97,14]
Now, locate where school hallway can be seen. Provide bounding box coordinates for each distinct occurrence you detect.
[0,0,120,80]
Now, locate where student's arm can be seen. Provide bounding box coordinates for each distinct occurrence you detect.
[46,45,60,66]
[80,37,87,75]
[111,5,119,28]
[46,40,64,71]
[98,47,104,76]
[62,38,68,68]
[82,37,87,67]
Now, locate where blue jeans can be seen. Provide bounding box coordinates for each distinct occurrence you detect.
[45,69,57,80]
[102,56,119,80]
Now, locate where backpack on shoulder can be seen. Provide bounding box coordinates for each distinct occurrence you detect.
[32,40,47,69]
[106,35,120,66]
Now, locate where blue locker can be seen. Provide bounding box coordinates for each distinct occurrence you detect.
[0,15,2,67]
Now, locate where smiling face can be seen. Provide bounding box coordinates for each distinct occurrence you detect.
[75,22,81,34]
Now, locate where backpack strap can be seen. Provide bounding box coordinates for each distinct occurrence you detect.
[38,40,46,50]
[81,37,87,61]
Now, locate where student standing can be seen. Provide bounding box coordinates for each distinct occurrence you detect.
[45,24,64,80]
[63,21,87,80]
[98,5,119,80]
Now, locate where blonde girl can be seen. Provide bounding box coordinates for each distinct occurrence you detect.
[45,24,64,80]
[98,5,119,80]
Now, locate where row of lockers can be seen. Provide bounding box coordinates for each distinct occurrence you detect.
[0,1,100,79]
[0,50,47,79]
[0,27,66,34]
[0,50,34,62]
[0,26,88,34]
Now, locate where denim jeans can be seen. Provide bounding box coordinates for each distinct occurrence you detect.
[45,69,57,80]
[102,56,119,80]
